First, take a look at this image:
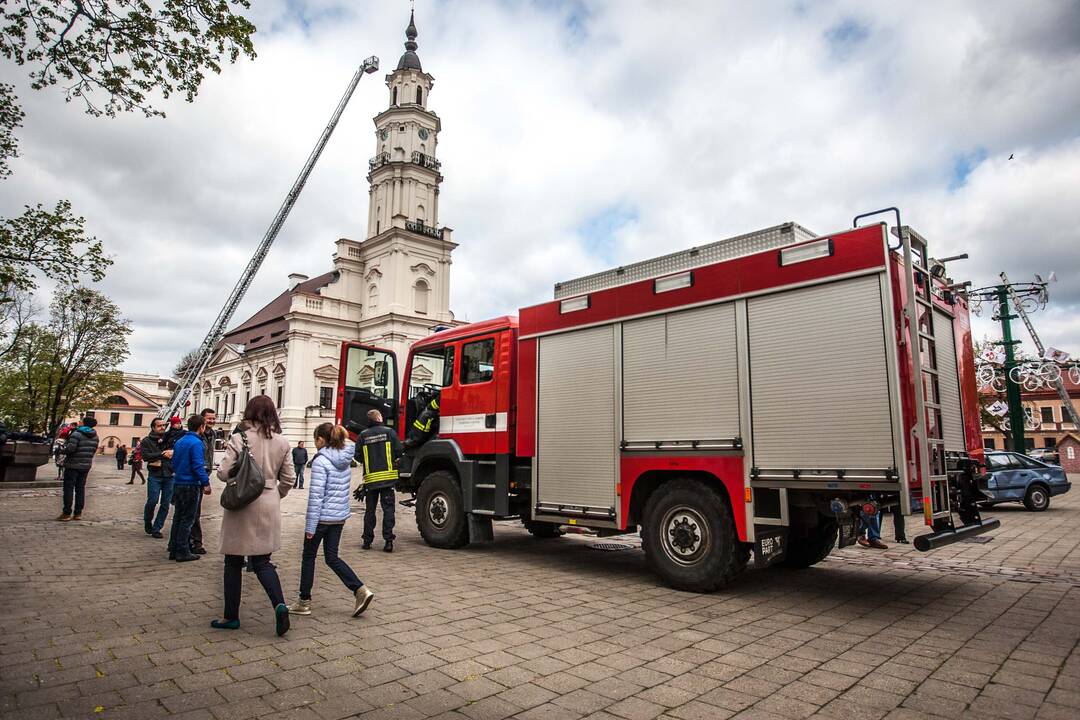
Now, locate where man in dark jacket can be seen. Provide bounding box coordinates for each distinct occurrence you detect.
[356,409,403,552]
[292,441,309,489]
[189,408,216,554]
[167,414,211,563]
[57,417,99,521]
[115,445,127,470]
[403,392,440,450]
[139,418,174,537]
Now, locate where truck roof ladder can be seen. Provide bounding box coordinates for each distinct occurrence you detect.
[899,226,951,525]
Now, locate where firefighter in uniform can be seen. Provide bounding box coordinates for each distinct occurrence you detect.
[404,389,440,450]
[355,409,403,552]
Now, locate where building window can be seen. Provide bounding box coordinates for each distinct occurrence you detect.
[1065,406,1074,425]
[983,438,995,450]
[1069,446,1076,460]
[1041,407,1055,424]
[85,411,95,419]
[260,386,266,396]
[109,412,120,426]
[1044,437,1056,448]
[460,339,496,385]
[391,87,397,105]
[414,279,429,314]
[132,436,140,446]
[133,413,143,427]
[416,86,423,104]
[368,284,379,313]
[230,394,236,416]
[1024,437,1035,451]
[277,385,284,408]
[319,387,334,410]
[245,390,252,406]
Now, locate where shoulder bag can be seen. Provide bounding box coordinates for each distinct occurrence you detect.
[220,431,265,511]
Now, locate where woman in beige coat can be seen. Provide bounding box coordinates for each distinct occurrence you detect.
[211,396,295,635]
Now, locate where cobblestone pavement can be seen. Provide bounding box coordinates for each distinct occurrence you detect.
[1,465,1078,720]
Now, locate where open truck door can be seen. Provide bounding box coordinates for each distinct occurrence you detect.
[338,343,399,432]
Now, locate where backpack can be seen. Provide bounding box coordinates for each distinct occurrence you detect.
[219,431,265,511]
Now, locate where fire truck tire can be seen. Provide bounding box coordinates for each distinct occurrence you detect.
[642,479,748,593]
[416,471,469,549]
[779,518,837,569]
[523,520,565,538]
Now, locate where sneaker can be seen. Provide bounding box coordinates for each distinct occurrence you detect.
[289,599,312,616]
[856,536,870,548]
[383,540,393,553]
[56,514,72,522]
[275,604,290,637]
[868,538,888,550]
[353,587,374,617]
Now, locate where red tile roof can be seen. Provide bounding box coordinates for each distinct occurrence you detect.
[219,272,337,353]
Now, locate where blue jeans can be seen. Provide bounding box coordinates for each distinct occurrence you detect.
[860,509,882,541]
[168,486,202,555]
[294,464,305,489]
[144,475,174,533]
[299,523,363,600]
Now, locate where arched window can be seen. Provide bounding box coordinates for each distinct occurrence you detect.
[414,279,429,315]
[416,86,423,105]
[417,204,426,221]
[391,87,397,105]
[368,284,379,313]
[106,395,128,405]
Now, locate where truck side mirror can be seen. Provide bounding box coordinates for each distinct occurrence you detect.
[374,360,388,388]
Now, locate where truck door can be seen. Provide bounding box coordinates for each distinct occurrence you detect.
[447,334,500,455]
[338,343,399,432]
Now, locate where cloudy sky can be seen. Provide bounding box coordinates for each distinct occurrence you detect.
[3,0,1079,374]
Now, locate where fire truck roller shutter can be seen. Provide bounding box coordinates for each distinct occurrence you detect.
[748,274,896,471]
[536,325,617,514]
[623,303,739,443]
[933,308,965,451]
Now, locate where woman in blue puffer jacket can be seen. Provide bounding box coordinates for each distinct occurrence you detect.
[289,423,374,618]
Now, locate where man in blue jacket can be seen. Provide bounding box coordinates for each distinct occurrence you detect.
[167,415,212,562]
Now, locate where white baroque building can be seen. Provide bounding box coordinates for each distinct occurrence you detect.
[192,11,457,443]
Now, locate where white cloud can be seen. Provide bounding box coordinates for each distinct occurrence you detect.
[1,0,1078,373]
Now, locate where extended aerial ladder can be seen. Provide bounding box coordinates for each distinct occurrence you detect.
[162,56,381,419]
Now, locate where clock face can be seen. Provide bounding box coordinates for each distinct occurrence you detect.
[418,128,429,141]
[379,128,389,140]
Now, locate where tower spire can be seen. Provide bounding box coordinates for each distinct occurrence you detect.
[396,7,422,71]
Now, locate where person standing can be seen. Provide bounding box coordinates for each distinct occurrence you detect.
[292,441,309,490]
[115,445,127,470]
[167,415,211,562]
[57,417,100,521]
[127,445,145,485]
[289,423,373,618]
[139,418,174,537]
[211,396,294,636]
[356,409,403,553]
[188,408,216,555]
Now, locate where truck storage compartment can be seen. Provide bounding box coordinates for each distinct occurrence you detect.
[623,302,740,448]
[748,274,899,481]
[933,307,966,452]
[535,325,618,518]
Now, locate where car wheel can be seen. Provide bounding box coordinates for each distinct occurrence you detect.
[1023,484,1050,512]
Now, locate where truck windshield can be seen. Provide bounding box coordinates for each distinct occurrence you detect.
[345,346,395,398]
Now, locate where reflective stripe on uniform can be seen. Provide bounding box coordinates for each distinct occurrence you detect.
[364,469,398,484]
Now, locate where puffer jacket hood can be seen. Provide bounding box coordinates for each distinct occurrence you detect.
[303,444,357,535]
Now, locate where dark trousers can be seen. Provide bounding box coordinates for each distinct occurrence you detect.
[190,502,204,550]
[294,464,305,489]
[299,523,362,600]
[116,458,125,470]
[224,554,284,621]
[362,486,396,543]
[62,468,89,515]
[891,503,907,541]
[130,463,145,483]
[168,486,201,555]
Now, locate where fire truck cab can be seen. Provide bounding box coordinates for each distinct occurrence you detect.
[339,214,997,592]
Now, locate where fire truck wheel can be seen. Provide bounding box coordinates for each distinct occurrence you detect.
[779,518,837,568]
[416,471,469,548]
[523,520,565,538]
[642,479,748,593]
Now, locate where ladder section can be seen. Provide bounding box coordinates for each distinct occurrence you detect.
[899,227,950,523]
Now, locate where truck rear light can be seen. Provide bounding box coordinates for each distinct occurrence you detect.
[654,271,693,294]
[861,502,878,516]
[744,487,752,503]
[559,295,590,314]
[779,238,833,266]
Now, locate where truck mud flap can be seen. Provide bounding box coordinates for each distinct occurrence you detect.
[752,527,788,567]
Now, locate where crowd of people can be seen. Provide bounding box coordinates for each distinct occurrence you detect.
[50,395,403,637]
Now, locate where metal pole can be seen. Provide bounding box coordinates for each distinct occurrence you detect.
[997,286,1026,453]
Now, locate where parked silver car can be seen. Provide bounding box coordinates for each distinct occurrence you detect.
[982,451,1070,511]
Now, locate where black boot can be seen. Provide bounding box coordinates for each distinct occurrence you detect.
[384,540,393,553]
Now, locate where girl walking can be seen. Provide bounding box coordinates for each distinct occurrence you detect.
[290,423,374,617]
[211,396,295,636]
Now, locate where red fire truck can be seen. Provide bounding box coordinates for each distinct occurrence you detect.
[337,209,998,592]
